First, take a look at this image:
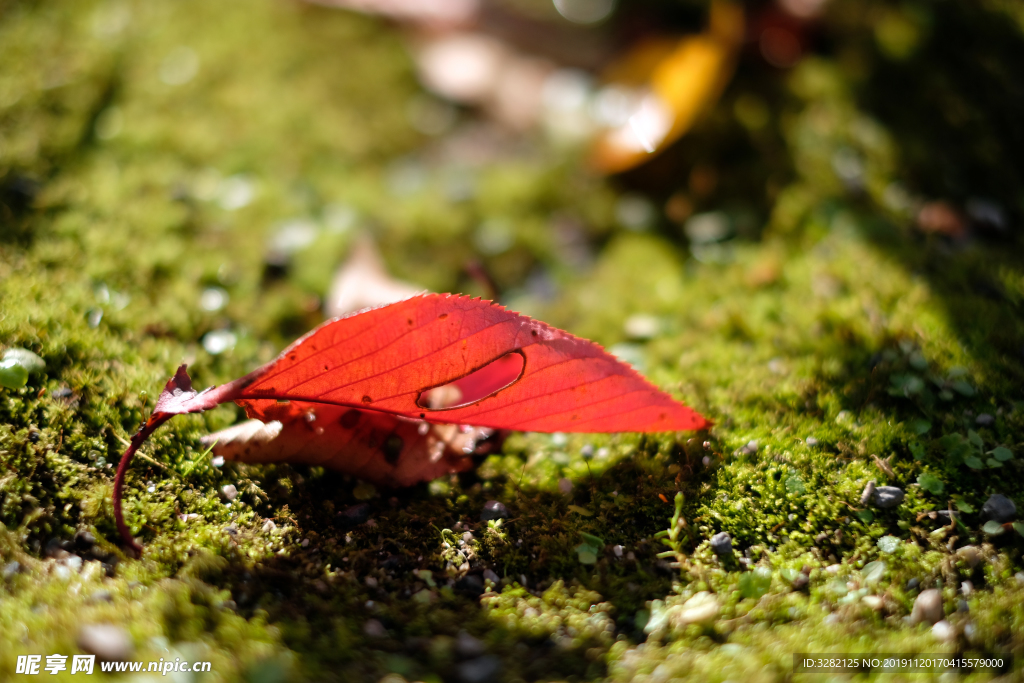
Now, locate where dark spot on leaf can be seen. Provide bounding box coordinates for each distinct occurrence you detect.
[419,413,425,419]
[323,364,329,371]
[531,330,538,336]
[438,313,448,319]
[407,318,413,325]
[340,410,361,429]
[361,395,372,403]
[382,434,403,465]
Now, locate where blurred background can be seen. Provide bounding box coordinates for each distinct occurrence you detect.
[3,0,1022,355]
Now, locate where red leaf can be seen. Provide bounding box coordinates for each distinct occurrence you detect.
[114,293,707,552]
[234,293,707,432]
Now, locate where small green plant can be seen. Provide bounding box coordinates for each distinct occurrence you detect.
[654,492,690,567]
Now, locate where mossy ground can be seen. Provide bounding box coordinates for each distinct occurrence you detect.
[2,0,1024,681]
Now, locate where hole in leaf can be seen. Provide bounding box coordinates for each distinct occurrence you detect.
[417,351,525,410]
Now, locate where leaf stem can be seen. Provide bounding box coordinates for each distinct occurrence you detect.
[113,412,172,554]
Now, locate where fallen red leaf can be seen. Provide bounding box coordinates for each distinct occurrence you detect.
[202,402,496,487]
[114,294,708,552]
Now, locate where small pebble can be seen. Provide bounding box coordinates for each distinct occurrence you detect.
[479,500,508,522]
[482,569,499,585]
[1015,572,1024,585]
[709,532,733,557]
[676,591,720,625]
[612,544,623,557]
[220,484,238,501]
[911,589,944,625]
[738,440,758,456]
[975,413,995,426]
[456,574,484,597]
[872,486,905,509]
[958,599,969,613]
[981,494,1016,523]
[791,573,809,591]
[934,510,960,526]
[3,561,21,579]
[456,655,502,683]
[77,624,133,661]
[907,578,919,590]
[931,620,955,641]
[462,531,475,543]
[363,619,387,638]
[74,531,96,550]
[862,595,883,610]
[558,478,573,495]
[261,519,276,533]
[455,630,486,658]
[211,456,225,467]
[957,546,980,568]
[806,436,819,447]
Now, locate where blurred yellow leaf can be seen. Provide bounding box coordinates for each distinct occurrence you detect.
[592,0,744,174]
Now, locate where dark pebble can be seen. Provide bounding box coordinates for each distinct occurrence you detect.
[975,413,995,426]
[456,574,484,597]
[455,630,486,658]
[791,573,809,591]
[981,494,1016,523]
[934,510,961,527]
[709,532,733,557]
[907,578,919,590]
[363,619,387,638]
[958,599,969,613]
[480,500,508,522]
[74,531,96,550]
[337,503,370,527]
[44,538,67,557]
[456,655,502,683]
[872,486,905,509]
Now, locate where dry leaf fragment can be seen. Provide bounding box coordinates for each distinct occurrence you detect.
[324,234,424,317]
